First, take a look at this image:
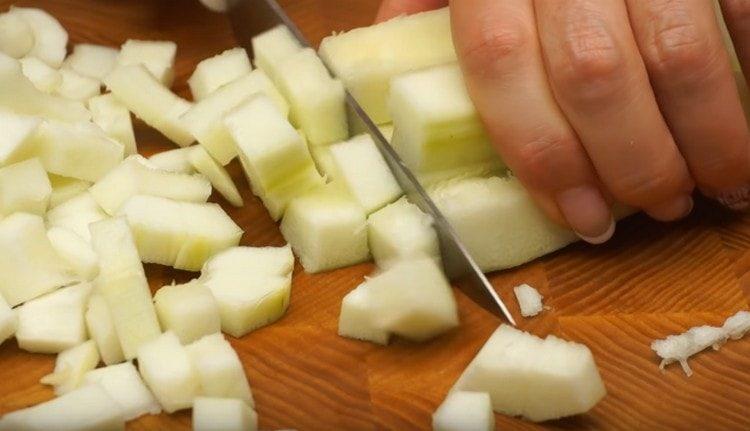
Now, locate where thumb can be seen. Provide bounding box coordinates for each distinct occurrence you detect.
[375,0,448,23]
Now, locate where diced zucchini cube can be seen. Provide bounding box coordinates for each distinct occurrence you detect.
[64,43,119,80]
[329,133,402,214]
[200,246,293,337]
[390,63,502,178]
[319,8,456,123]
[188,47,252,101]
[0,158,52,217]
[367,198,440,269]
[192,397,258,431]
[187,333,254,405]
[117,39,177,86]
[83,362,162,421]
[182,69,288,165]
[154,280,221,344]
[280,186,369,273]
[16,282,92,353]
[0,213,77,306]
[275,48,347,146]
[432,391,494,431]
[136,331,200,413]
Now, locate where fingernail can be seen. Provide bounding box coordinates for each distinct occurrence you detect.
[646,195,694,221]
[715,185,750,211]
[556,186,615,245]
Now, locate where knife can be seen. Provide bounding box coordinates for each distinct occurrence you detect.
[227,0,516,326]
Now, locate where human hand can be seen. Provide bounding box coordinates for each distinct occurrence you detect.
[378,0,750,244]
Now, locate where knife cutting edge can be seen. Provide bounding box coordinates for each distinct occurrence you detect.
[228,0,516,326]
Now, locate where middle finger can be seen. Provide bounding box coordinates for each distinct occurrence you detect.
[535,0,695,220]
[626,0,750,200]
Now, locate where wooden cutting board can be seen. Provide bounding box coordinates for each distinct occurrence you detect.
[2,1,750,429]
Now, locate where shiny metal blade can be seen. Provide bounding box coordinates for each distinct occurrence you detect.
[227,0,515,326]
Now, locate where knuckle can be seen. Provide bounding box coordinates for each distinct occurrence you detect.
[552,11,626,102]
[608,162,688,205]
[459,19,534,78]
[645,5,716,83]
[514,134,581,187]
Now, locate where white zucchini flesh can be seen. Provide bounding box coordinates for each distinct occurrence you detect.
[452,324,607,422]
[226,95,314,192]
[89,154,212,215]
[226,95,322,219]
[723,310,750,339]
[117,39,177,87]
[280,185,369,273]
[136,331,201,413]
[188,47,252,101]
[251,25,302,85]
[513,284,544,318]
[0,158,52,217]
[432,391,494,431]
[148,147,195,174]
[64,43,119,81]
[329,133,402,214]
[8,6,68,68]
[0,384,125,431]
[104,64,194,147]
[188,145,243,207]
[650,309,750,377]
[45,191,108,242]
[0,12,35,58]
[649,310,750,376]
[275,48,347,146]
[85,293,125,365]
[0,213,78,306]
[318,7,456,124]
[29,120,125,182]
[338,282,390,345]
[19,56,61,93]
[310,145,336,181]
[186,333,254,405]
[118,194,243,271]
[0,53,90,122]
[40,340,100,395]
[47,227,99,281]
[253,164,326,221]
[0,109,40,167]
[390,63,502,179]
[89,217,161,360]
[181,69,289,165]
[15,282,92,354]
[200,246,293,337]
[48,175,91,209]
[366,257,458,342]
[55,68,101,102]
[0,295,17,347]
[88,93,137,155]
[429,176,577,273]
[83,362,162,421]
[651,326,727,377]
[154,280,221,344]
[192,397,258,431]
[367,197,440,270]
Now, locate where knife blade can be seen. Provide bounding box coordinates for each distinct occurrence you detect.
[227,0,516,326]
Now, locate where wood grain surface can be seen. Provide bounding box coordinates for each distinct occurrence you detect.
[1,1,750,430]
